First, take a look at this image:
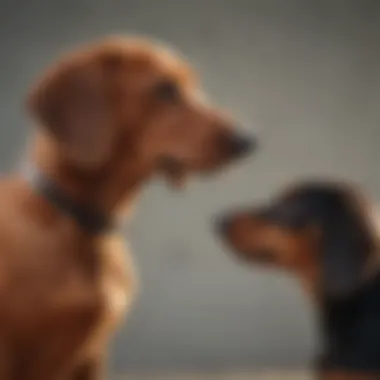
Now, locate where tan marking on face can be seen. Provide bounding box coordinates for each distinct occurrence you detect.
[221,211,320,296]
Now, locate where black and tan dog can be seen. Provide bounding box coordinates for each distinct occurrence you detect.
[216,181,380,380]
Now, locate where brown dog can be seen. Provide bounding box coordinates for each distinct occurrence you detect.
[216,181,380,380]
[0,37,256,379]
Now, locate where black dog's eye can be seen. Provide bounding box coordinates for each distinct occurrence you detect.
[153,80,181,103]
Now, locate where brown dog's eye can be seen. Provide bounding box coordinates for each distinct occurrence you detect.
[153,80,181,103]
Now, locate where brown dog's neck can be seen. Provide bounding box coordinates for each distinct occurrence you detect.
[28,134,146,218]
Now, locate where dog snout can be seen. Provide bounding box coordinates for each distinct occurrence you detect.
[214,214,233,236]
[220,130,257,160]
[230,132,256,157]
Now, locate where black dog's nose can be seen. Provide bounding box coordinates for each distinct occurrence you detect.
[214,215,232,235]
[229,133,257,158]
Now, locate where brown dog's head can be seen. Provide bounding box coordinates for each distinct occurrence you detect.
[216,181,379,298]
[28,37,256,189]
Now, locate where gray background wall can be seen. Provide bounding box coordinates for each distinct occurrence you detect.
[1,0,380,373]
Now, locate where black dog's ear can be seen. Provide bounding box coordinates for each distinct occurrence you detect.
[321,196,376,298]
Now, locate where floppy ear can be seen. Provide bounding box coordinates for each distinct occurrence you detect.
[28,60,114,168]
[321,198,376,298]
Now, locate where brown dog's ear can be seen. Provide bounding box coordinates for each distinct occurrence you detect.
[28,59,114,168]
[321,198,376,298]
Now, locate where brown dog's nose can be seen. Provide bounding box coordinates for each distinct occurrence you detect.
[229,132,257,159]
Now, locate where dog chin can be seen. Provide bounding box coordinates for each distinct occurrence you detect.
[200,155,246,176]
[167,171,188,189]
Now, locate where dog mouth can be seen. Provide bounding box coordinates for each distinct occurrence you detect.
[158,157,188,188]
[248,248,277,264]
[219,235,275,265]
[220,236,277,266]
[158,154,239,188]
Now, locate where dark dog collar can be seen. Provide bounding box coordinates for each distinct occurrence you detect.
[25,166,114,235]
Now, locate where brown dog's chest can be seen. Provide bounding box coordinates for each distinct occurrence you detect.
[80,234,136,353]
[0,181,136,339]
[0,210,136,373]
[51,233,136,357]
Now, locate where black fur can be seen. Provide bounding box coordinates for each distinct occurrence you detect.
[320,271,380,372]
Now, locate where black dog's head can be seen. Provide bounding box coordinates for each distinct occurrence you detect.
[216,181,379,298]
